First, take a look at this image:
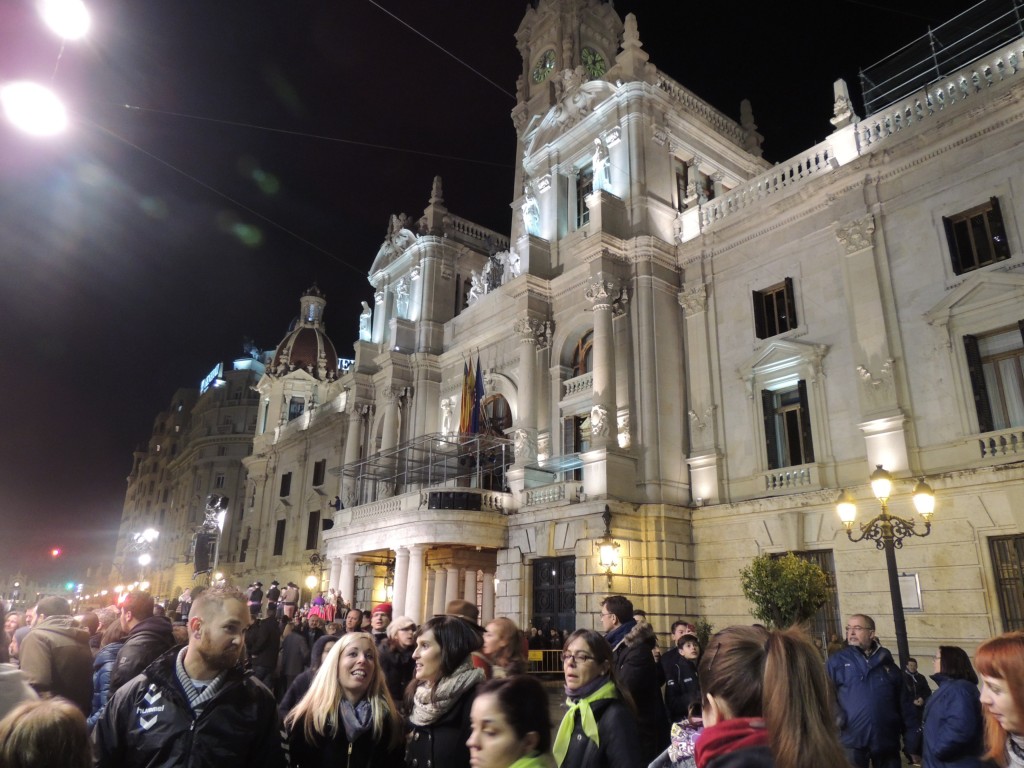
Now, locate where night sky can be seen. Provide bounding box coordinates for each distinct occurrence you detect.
[0,0,973,582]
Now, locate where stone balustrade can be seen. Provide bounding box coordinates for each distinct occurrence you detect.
[977,427,1024,461]
[761,463,818,493]
[563,372,594,398]
[858,37,1024,151]
[655,74,747,146]
[522,482,584,508]
[447,215,510,252]
[700,141,835,231]
[350,486,512,521]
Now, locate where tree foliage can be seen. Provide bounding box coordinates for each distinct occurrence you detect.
[739,552,830,629]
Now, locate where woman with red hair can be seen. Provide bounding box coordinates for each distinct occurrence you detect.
[975,631,1024,768]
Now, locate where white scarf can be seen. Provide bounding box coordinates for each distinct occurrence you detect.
[408,659,483,726]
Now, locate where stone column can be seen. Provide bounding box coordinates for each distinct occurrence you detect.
[585,273,625,449]
[431,568,448,617]
[511,317,544,465]
[342,406,363,507]
[424,568,435,622]
[378,388,402,496]
[392,547,409,618]
[329,557,343,592]
[340,555,357,607]
[463,570,477,605]
[445,566,460,606]
[406,546,425,623]
[481,572,495,624]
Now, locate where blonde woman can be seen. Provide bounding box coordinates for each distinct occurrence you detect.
[285,632,404,768]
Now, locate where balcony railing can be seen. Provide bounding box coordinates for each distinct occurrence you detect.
[522,482,584,508]
[350,486,512,522]
[761,463,819,493]
[977,426,1024,461]
[562,372,593,399]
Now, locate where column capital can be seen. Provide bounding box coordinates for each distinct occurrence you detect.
[512,316,547,345]
[678,283,708,317]
[835,215,876,254]
[585,273,628,315]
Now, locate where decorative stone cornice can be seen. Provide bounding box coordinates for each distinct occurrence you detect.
[835,215,876,254]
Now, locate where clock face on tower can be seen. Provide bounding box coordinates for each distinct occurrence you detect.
[582,47,606,78]
[531,49,556,83]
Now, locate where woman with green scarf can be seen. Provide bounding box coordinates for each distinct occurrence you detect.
[554,629,643,768]
[405,616,485,768]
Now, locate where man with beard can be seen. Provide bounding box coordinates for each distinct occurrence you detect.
[93,586,285,767]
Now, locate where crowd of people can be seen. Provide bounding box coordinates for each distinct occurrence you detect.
[1,585,1023,768]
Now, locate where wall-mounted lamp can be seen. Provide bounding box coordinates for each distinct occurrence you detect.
[596,505,621,588]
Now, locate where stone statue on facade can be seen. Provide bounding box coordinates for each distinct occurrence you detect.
[521,183,540,236]
[395,277,410,318]
[468,270,485,305]
[440,398,452,436]
[591,404,609,438]
[359,301,372,341]
[592,138,610,192]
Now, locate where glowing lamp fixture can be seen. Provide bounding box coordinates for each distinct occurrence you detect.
[305,574,319,590]
[836,489,857,532]
[137,552,152,567]
[912,477,936,520]
[596,505,621,588]
[0,81,67,136]
[38,0,91,40]
[869,464,893,502]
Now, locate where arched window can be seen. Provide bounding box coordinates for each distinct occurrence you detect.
[479,394,512,437]
[571,330,594,377]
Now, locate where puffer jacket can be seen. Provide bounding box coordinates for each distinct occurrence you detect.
[921,674,986,768]
[93,648,285,768]
[611,621,670,763]
[826,641,906,754]
[557,696,643,768]
[87,640,125,728]
[109,615,176,695]
[18,615,93,714]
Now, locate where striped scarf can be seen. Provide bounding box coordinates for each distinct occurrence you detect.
[174,647,228,716]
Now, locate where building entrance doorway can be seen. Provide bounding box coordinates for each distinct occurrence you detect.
[532,555,576,637]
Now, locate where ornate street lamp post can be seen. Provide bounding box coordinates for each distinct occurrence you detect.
[836,465,936,668]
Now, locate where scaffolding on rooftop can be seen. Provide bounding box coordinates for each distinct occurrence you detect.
[860,0,1024,114]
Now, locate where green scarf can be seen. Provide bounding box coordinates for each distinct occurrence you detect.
[552,680,619,766]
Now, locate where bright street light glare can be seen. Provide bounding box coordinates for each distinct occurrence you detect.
[37,0,91,40]
[138,552,152,566]
[1,81,68,136]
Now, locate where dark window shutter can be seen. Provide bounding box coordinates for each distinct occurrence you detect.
[562,416,576,454]
[762,389,779,469]
[943,215,963,275]
[797,379,815,463]
[784,277,798,330]
[990,197,1011,260]
[1018,319,1024,346]
[753,291,767,339]
[964,334,994,433]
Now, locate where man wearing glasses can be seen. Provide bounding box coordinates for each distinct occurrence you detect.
[601,595,669,764]
[827,613,909,768]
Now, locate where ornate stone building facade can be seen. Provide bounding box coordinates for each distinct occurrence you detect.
[128,1,1024,652]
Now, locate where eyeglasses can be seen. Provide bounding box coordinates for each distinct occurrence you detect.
[845,625,873,632]
[599,612,612,619]
[562,651,596,664]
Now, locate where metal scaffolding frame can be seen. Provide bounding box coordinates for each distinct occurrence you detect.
[336,432,514,504]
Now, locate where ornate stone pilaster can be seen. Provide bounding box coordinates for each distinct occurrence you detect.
[678,283,708,317]
[586,273,626,449]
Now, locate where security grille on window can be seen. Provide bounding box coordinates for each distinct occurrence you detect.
[943,197,1011,275]
[312,459,326,487]
[279,472,292,497]
[964,322,1024,433]
[990,535,1024,632]
[762,381,815,469]
[753,278,798,339]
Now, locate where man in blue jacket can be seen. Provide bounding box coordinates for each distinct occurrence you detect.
[827,613,908,768]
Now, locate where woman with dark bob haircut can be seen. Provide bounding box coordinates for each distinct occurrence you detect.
[922,645,985,768]
[405,615,485,768]
[467,676,554,768]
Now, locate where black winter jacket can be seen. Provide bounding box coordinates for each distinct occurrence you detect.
[288,709,404,768]
[379,643,414,708]
[611,621,670,763]
[662,651,702,722]
[109,616,176,695]
[556,697,644,768]
[93,648,286,768]
[405,684,477,768]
